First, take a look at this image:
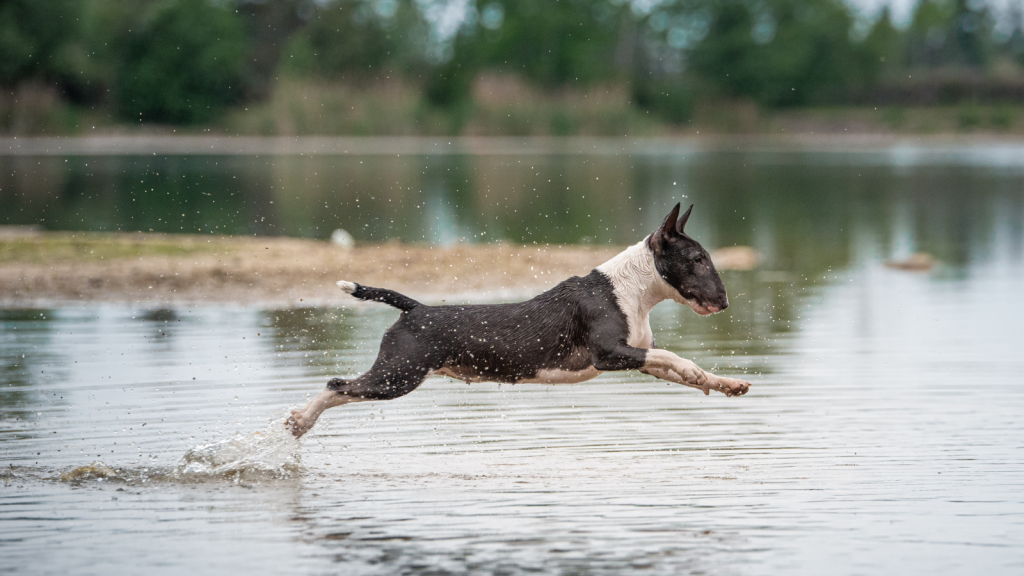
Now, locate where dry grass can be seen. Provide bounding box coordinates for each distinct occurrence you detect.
[220,76,659,137]
[464,74,658,136]
[222,78,426,136]
[0,232,225,264]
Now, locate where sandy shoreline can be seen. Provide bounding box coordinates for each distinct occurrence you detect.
[0,231,627,308]
[0,231,758,309]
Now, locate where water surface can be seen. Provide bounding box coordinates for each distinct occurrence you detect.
[2,145,1024,574]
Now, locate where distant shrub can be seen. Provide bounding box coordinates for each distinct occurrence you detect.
[988,105,1016,130]
[424,59,476,108]
[632,81,695,124]
[880,106,908,129]
[115,0,246,124]
[957,104,982,129]
[549,110,579,136]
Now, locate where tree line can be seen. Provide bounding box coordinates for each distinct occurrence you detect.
[2,0,1023,127]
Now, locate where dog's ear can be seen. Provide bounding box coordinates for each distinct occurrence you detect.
[658,203,681,238]
[676,204,693,234]
[651,203,681,252]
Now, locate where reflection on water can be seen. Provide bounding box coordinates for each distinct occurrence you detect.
[3,148,1024,267]
[2,147,1024,574]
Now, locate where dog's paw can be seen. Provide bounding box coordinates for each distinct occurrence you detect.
[337,280,357,294]
[671,360,711,395]
[286,409,313,438]
[712,376,750,397]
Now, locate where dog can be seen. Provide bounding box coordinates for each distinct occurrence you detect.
[288,203,750,438]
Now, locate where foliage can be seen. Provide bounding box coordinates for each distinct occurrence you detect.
[279,0,425,81]
[2,0,1024,133]
[905,0,995,68]
[472,0,627,87]
[0,0,91,96]
[632,79,695,124]
[862,6,903,77]
[682,0,868,106]
[114,0,247,124]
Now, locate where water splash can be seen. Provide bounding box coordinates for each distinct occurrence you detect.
[174,419,302,483]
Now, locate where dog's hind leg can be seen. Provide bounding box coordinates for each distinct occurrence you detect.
[287,384,364,438]
[287,358,432,438]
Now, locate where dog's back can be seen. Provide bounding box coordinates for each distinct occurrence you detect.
[389,271,622,383]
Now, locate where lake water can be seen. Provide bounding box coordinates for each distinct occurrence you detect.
[2,142,1024,574]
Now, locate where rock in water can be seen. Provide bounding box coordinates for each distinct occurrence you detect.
[61,462,116,482]
[711,246,760,271]
[884,253,936,271]
[330,229,355,249]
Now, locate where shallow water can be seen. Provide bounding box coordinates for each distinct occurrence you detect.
[3,145,1024,574]
[3,259,1024,573]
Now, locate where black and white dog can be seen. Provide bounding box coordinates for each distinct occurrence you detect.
[288,203,750,438]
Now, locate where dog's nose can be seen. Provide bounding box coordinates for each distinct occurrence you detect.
[721,299,729,311]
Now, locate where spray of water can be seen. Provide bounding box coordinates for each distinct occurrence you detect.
[175,419,303,482]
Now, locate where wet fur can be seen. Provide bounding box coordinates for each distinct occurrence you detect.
[288,204,750,437]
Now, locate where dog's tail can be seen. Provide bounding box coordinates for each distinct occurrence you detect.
[337,281,421,312]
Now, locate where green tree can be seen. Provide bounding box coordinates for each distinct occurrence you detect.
[115,0,247,124]
[862,5,903,76]
[424,34,479,108]
[0,0,88,89]
[905,0,993,69]
[474,0,626,87]
[235,0,306,99]
[950,0,993,68]
[685,0,867,106]
[278,0,424,81]
[1005,4,1024,66]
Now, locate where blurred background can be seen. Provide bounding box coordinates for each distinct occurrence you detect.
[2,0,1024,136]
[3,3,1024,574]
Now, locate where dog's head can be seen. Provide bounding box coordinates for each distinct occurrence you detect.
[648,203,728,315]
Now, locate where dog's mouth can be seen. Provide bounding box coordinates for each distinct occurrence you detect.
[680,298,723,316]
[670,289,726,316]
[687,301,715,316]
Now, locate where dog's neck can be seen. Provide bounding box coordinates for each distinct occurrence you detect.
[596,237,681,320]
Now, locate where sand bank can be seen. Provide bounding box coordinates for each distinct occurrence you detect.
[0,232,620,308]
[0,232,758,308]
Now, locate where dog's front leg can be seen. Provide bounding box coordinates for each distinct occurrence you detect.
[642,349,750,397]
[641,366,709,394]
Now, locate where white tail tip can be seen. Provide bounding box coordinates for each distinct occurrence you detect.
[337,281,357,294]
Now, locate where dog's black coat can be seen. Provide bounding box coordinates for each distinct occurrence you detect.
[329,270,643,400]
[327,202,729,403]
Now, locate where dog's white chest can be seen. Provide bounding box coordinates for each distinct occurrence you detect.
[627,314,655,349]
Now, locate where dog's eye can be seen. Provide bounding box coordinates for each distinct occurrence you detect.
[694,256,703,264]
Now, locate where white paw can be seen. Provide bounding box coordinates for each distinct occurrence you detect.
[672,360,711,394]
[286,409,313,438]
[337,280,356,294]
[712,376,751,397]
